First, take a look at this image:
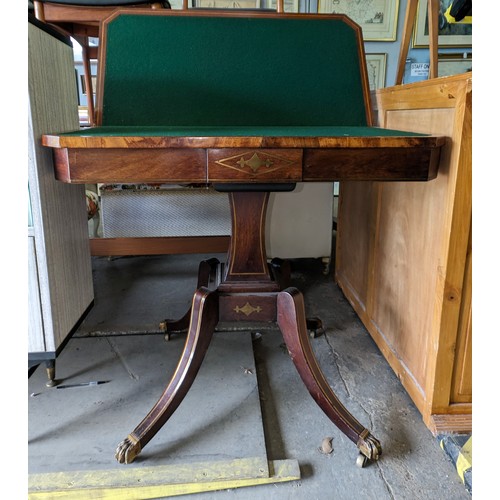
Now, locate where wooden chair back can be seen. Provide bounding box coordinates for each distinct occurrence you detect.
[33,1,169,125]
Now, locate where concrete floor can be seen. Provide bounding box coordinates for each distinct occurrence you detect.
[28,254,470,499]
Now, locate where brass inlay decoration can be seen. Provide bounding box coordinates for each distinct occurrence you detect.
[234,302,262,316]
[236,153,274,172]
[216,151,295,176]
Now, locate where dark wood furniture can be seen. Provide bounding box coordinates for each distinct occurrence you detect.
[42,10,445,468]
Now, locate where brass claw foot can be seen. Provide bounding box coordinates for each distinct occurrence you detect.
[115,434,142,464]
[356,429,382,467]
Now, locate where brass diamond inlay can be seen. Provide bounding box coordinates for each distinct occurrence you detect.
[215,150,294,177]
[233,302,262,317]
[236,153,274,173]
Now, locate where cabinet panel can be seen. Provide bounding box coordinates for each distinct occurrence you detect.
[451,228,472,403]
[28,17,94,364]
[28,237,44,353]
[368,106,455,389]
[335,181,376,311]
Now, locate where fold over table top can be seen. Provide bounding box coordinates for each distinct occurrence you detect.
[42,11,446,185]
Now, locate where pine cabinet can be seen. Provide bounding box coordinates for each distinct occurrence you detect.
[335,73,472,433]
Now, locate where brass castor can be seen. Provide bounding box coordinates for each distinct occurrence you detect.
[160,320,171,342]
[356,429,382,468]
[356,453,369,468]
[306,317,325,338]
[115,434,141,464]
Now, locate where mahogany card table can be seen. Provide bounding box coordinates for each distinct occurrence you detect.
[42,10,445,468]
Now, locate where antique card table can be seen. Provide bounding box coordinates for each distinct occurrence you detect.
[42,10,445,467]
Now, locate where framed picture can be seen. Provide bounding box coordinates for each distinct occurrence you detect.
[192,0,259,7]
[318,0,400,41]
[264,0,299,12]
[438,53,472,77]
[168,0,185,7]
[413,0,472,48]
[365,53,387,90]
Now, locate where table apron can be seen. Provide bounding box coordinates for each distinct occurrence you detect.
[52,146,440,183]
[303,147,439,181]
[53,148,207,184]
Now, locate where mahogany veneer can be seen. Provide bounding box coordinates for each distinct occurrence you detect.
[45,135,444,185]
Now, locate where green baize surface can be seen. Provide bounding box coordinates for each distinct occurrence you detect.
[101,14,368,127]
[61,126,426,138]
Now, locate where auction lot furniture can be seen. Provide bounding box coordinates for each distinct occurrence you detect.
[42,10,445,467]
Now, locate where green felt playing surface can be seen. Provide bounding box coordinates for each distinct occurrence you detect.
[62,125,426,137]
[101,13,369,127]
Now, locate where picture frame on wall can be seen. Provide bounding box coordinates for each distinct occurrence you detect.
[365,53,387,90]
[264,0,299,12]
[81,75,97,95]
[192,0,259,7]
[413,0,472,47]
[318,0,400,41]
[438,53,472,77]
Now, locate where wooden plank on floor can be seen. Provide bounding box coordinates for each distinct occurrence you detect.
[28,458,300,499]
